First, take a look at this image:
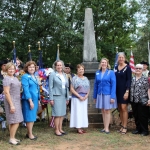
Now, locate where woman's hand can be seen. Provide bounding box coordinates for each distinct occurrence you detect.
[66,100,69,105]
[38,101,41,106]
[50,100,54,106]
[110,99,115,103]
[10,105,15,113]
[93,99,96,103]
[123,92,129,100]
[79,96,84,101]
[83,95,88,101]
[29,101,34,110]
[147,100,150,106]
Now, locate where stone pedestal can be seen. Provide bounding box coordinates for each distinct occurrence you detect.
[82,62,103,128]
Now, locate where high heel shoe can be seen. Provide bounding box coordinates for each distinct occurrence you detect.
[61,132,67,135]
[100,129,105,133]
[121,126,127,134]
[9,140,20,145]
[26,134,38,140]
[77,130,84,134]
[81,129,87,133]
[117,124,123,133]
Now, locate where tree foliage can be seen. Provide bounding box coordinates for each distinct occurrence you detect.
[0,0,139,67]
[133,0,150,64]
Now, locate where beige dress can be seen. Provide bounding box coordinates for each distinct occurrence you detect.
[3,76,23,124]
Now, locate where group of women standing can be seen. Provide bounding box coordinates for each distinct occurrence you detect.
[94,52,150,136]
[3,61,40,145]
[49,61,90,135]
[2,52,150,145]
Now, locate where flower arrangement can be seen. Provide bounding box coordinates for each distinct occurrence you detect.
[37,68,53,104]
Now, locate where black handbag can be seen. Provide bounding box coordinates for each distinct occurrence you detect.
[139,96,148,106]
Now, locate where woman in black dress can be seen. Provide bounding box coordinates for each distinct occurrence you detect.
[114,52,132,134]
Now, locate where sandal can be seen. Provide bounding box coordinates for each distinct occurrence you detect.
[77,130,84,134]
[117,124,123,133]
[81,129,87,133]
[9,139,20,145]
[121,126,127,134]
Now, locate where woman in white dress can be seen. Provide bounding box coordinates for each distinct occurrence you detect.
[70,64,90,134]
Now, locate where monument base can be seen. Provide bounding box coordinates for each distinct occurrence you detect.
[82,62,103,128]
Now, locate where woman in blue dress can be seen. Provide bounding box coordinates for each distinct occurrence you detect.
[93,58,117,133]
[114,52,132,134]
[21,61,40,140]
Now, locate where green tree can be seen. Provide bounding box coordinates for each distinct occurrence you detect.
[0,0,140,68]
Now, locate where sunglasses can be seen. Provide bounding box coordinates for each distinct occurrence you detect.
[135,68,142,70]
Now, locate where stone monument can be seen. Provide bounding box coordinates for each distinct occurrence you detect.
[83,8,97,62]
[82,8,102,127]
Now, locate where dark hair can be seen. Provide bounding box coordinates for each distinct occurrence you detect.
[76,64,85,71]
[24,61,36,73]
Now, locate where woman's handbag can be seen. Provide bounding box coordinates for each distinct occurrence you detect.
[139,96,148,106]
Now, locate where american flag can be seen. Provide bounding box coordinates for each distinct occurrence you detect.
[39,50,43,69]
[13,47,19,76]
[129,50,135,73]
[13,47,16,65]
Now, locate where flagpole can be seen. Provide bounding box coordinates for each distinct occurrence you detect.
[56,44,60,60]
[57,44,60,58]
[28,45,32,61]
[148,40,150,70]
[129,45,135,73]
[12,41,16,64]
[116,46,118,53]
[38,41,43,69]
[13,41,15,48]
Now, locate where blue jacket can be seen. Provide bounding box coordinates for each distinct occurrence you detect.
[49,71,69,101]
[93,69,116,99]
[21,73,40,101]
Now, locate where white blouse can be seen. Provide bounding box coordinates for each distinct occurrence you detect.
[59,74,66,89]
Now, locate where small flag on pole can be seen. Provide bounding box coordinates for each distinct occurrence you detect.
[38,41,43,69]
[28,45,32,61]
[114,53,118,69]
[12,41,16,65]
[12,41,19,76]
[129,50,135,73]
[114,47,119,69]
[56,44,60,60]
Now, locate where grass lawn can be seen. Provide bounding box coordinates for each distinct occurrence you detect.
[1,120,150,150]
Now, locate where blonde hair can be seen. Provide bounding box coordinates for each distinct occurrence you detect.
[5,62,16,72]
[99,58,111,70]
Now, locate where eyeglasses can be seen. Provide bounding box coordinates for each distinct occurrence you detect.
[135,68,142,70]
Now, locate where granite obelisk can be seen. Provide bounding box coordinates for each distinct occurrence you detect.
[83,8,97,62]
[82,8,102,127]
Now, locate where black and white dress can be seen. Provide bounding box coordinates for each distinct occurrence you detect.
[130,75,149,134]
